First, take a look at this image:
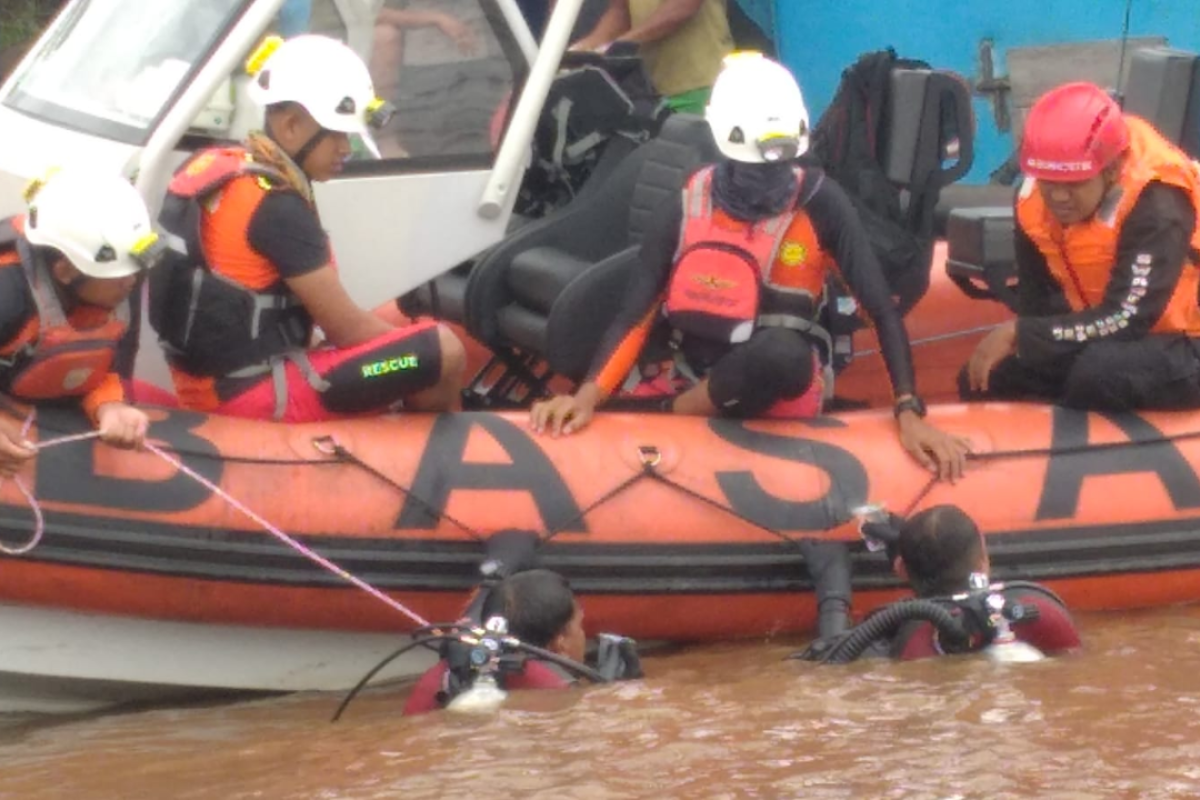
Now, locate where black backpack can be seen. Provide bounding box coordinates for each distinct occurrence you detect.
[807,48,937,316]
[514,49,668,220]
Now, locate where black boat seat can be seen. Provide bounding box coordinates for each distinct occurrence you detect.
[505,247,594,315]
[945,46,1200,311]
[945,206,1020,310]
[398,134,645,325]
[462,113,720,382]
[933,184,1015,237]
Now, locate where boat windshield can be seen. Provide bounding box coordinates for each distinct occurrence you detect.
[2,0,249,146]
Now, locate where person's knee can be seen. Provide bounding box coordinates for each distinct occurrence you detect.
[436,324,467,386]
[1062,339,1200,411]
[1061,346,1130,411]
[744,328,812,397]
[706,328,812,417]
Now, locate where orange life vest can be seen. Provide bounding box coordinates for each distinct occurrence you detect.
[150,147,312,379]
[664,166,835,346]
[0,216,129,401]
[1016,115,1200,336]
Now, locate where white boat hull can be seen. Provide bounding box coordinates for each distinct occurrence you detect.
[0,603,435,715]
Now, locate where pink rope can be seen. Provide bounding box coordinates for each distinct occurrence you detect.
[0,411,431,628]
[142,441,431,628]
[0,412,65,556]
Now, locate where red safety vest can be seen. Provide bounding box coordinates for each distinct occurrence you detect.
[663,166,834,344]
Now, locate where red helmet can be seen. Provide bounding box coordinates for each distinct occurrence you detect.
[1020,82,1130,181]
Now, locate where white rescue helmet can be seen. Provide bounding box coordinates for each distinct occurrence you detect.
[247,35,391,146]
[706,52,810,164]
[23,170,163,280]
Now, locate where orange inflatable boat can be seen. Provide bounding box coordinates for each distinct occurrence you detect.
[1,252,1197,710]
[7,395,1200,641]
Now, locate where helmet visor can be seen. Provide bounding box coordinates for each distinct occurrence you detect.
[757,132,801,163]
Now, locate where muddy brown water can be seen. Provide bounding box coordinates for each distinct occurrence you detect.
[1,608,1199,799]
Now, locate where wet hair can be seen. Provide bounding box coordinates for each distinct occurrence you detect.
[897,504,986,598]
[480,569,577,648]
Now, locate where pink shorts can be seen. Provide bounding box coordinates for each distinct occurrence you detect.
[624,353,825,420]
[218,320,443,423]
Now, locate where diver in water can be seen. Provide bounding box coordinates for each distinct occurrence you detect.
[797,505,1081,663]
[887,505,1081,659]
[403,569,640,714]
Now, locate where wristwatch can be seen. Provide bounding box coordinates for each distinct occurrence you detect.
[893,394,927,419]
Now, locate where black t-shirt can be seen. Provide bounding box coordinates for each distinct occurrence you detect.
[244,191,329,280]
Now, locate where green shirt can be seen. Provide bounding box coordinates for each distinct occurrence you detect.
[628,0,734,98]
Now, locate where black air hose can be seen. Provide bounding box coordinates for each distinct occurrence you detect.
[821,600,969,664]
[797,539,853,640]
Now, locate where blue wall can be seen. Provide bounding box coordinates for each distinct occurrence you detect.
[768,0,1200,182]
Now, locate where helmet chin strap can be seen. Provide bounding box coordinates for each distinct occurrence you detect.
[292,129,331,171]
[265,118,329,176]
[48,262,88,310]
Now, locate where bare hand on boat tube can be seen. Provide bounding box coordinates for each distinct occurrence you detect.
[96,403,150,450]
[966,321,1018,393]
[0,417,36,478]
[897,411,972,482]
[530,384,603,437]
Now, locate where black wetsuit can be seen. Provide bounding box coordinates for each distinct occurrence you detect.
[585,167,917,406]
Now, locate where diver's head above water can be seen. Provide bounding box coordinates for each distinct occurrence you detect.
[895,504,990,598]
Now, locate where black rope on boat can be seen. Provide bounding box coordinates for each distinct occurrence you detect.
[14,393,1200,478]
[895,427,1200,517]
[966,426,1200,463]
[643,467,807,546]
[17,396,1200,539]
[543,445,807,548]
[0,403,329,466]
[316,439,488,543]
[540,447,658,543]
[901,475,940,517]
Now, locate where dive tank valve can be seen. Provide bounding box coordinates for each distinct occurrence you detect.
[446,616,511,714]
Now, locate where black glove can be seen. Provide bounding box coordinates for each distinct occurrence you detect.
[593,633,643,681]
